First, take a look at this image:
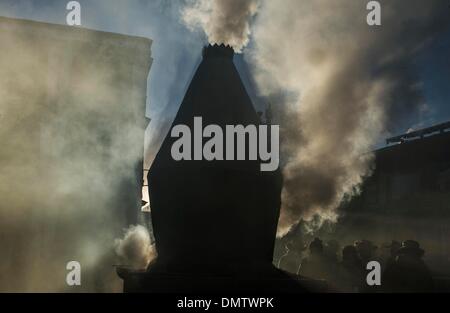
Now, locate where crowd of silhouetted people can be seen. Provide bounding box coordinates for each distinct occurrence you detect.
[277,237,435,292]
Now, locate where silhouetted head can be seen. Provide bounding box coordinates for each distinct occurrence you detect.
[309,238,323,255]
[397,240,424,258]
[342,245,359,264]
[354,240,377,260]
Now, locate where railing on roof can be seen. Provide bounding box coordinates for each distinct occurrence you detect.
[386,121,450,145]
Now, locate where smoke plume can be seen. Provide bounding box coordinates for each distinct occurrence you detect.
[182,0,259,52]
[0,0,207,292]
[247,0,450,235]
[115,225,156,269]
[180,0,450,236]
[0,19,145,291]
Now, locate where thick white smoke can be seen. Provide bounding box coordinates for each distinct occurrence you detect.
[182,0,259,52]
[248,0,450,236]
[0,19,146,292]
[0,0,204,292]
[115,225,156,269]
[180,0,450,236]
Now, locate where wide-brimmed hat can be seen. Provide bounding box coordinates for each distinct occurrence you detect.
[397,240,424,257]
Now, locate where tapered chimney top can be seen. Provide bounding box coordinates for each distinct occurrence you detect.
[202,44,234,59]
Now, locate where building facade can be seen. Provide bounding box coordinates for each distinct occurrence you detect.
[0,16,152,291]
[340,125,450,274]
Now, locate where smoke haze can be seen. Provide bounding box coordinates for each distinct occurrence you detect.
[115,225,156,269]
[0,0,205,292]
[0,19,147,291]
[1,0,450,292]
[248,0,450,235]
[182,0,259,52]
[180,0,450,236]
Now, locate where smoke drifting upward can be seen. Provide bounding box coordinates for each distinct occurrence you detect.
[0,19,148,291]
[182,0,259,52]
[115,225,156,269]
[247,0,450,236]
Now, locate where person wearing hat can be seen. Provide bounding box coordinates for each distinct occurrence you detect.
[398,240,424,257]
[336,245,365,292]
[298,238,332,283]
[354,239,378,266]
[382,240,434,292]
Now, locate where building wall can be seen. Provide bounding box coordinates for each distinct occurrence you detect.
[0,17,152,291]
[340,131,450,273]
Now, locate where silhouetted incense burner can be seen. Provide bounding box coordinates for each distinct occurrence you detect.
[148,44,282,272]
[118,45,315,293]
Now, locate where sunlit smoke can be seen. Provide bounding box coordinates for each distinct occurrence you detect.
[247,0,450,236]
[0,19,146,292]
[115,225,156,269]
[179,0,450,236]
[182,0,259,52]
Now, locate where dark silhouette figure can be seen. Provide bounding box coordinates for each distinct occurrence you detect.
[383,240,434,293]
[299,238,331,282]
[337,245,364,292]
[354,240,378,266]
[149,44,282,271]
[119,44,308,293]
